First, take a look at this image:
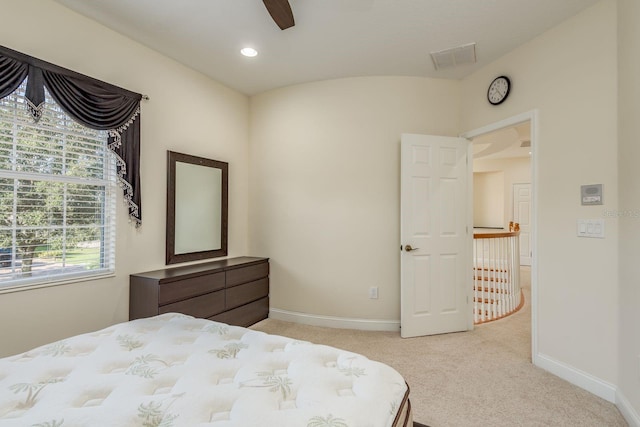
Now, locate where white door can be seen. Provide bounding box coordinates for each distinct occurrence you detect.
[400,134,473,338]
[513,183,532,266]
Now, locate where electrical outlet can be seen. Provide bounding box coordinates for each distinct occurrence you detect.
[368,287,379,299]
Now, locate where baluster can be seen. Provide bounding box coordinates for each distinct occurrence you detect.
[482,237,487,322]
[492,235,498,321]
[500,236,504,314]
[491,236,497,320]
[511,236,514,311]
[473,239,477,324]
[514,233,520,309]
[494,235,498,319]
[506,235,511,314]
[485,237,490,321]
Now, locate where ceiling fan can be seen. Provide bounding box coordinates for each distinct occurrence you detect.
[262,0,295,30]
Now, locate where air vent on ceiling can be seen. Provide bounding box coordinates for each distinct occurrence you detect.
[520,140,531,148]
[430,43,476,70]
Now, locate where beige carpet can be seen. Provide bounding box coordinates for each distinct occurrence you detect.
[251,267,627,426]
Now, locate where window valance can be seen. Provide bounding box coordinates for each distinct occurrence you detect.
[0,45,143,225]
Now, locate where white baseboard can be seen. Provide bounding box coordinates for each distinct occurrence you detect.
[269,308,401,332]
[535,352,616,403]
[616,390,640,427]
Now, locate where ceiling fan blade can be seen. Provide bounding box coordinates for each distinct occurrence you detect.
[262,0,295,30]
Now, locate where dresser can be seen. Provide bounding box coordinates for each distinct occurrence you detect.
[129,257,269,327]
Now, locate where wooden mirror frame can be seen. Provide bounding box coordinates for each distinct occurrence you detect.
[166,151,228,264]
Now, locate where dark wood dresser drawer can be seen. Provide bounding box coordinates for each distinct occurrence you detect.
[226,262,269,287]
[210,297,269,327]
[159,272,224,305]
[159,290,225,318]
[130,257,269,327]
[226,278,269,310]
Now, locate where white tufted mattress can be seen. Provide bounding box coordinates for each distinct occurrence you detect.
[0,313,411,427]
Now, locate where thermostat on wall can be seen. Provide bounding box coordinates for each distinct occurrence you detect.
[581,184,603,205]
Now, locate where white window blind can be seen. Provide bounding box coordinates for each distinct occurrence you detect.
[0,81,116,290]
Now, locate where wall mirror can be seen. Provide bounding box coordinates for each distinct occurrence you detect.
[166,151,228,264]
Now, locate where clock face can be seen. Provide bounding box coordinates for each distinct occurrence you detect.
[487,76,510,105]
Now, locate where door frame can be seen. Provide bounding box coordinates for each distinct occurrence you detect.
[460,110,539,364]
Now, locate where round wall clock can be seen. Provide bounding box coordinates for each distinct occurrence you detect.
[487,76,511,105]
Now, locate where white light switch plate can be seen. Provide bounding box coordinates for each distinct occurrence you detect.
[577,219,605,238]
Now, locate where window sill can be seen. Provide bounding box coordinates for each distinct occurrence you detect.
[0,271,116,295]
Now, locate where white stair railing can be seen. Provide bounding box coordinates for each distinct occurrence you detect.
[473,228,521,324]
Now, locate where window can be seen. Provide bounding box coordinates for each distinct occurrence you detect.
[0,81,116,290]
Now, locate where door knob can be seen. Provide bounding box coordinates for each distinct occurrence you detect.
[404,244,418,252]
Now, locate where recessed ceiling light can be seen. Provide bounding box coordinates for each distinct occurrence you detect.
[240,47,258,57]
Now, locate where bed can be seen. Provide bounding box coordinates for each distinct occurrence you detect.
[0,313,412,426]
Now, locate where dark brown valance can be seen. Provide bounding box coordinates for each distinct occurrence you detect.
[0,45,143,225]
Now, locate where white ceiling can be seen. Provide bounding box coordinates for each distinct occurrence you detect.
[52,0,599,96]
[472,122,531,160]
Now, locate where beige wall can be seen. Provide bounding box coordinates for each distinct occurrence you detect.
[473,171,505,228]
[474,157,531,229]
[249,76,460,321]
[461,0,619,386]
[0,0,250,357]
[617,0,640,418]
